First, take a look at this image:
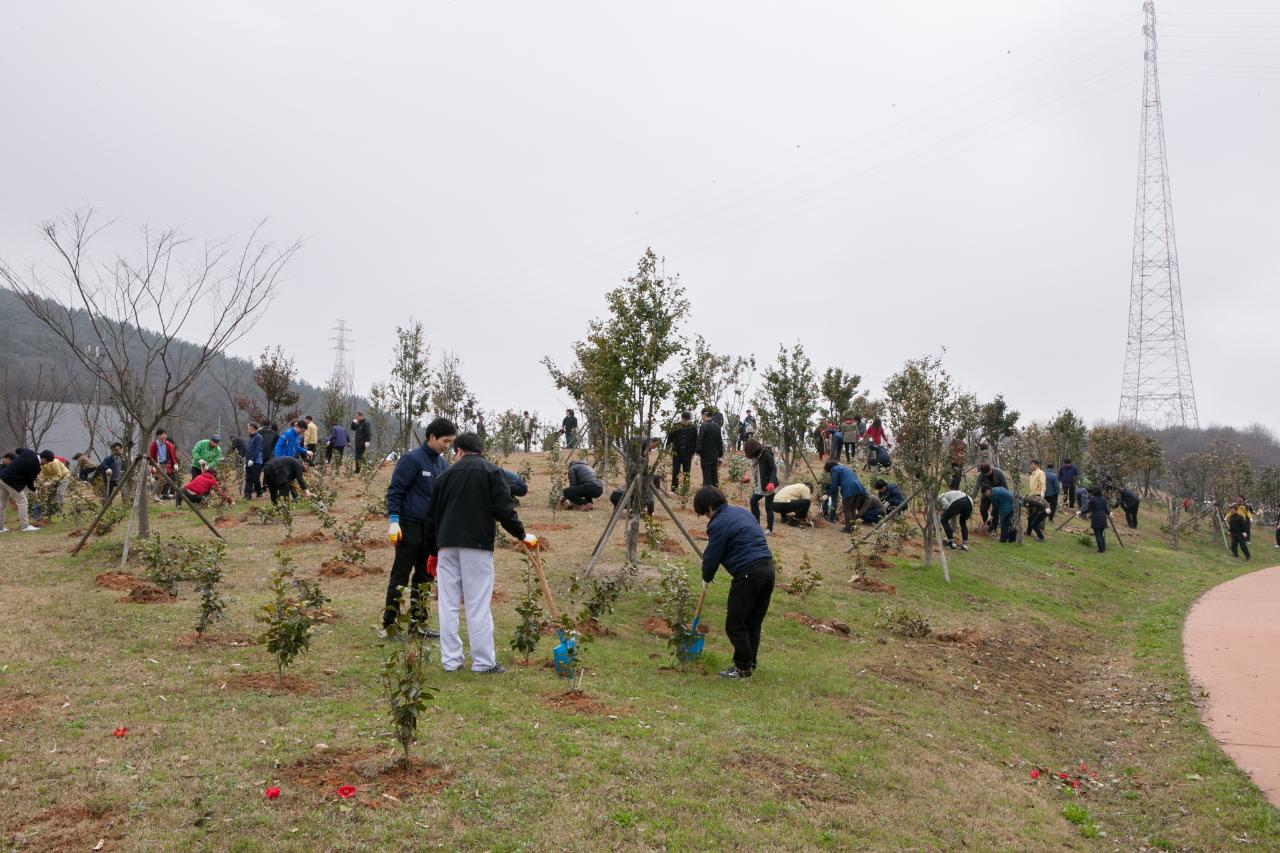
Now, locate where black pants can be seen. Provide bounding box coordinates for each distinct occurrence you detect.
[700,457,719,487]
[244,462,262,498]
[941,496,972,542]
[1046,493,1058,519]
[725,558,775,672]
[175,488,204,508]
[1123,505,1139,528]
[325,445,345,464]
[843,442,856,463]
[1275,527,1280,548]
[979,495,992,526]
[948,464,963,491]
[998,511,1016,543]
[1093,526,1107,553]
[564,430,577,449]
[1230,532,1251,560]
[384,516,434,626]
[156,467,179,498]
[775,499,810,524]
[749,493,775,531]
[522,433,532,453]
[841,495,861,528]
[672,454,693,491]
[1026,508,1046,540]
[265,474,295,504]
[563,482,603,505]
[353,444,366,472]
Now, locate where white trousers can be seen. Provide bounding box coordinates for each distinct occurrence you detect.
[436,547,496,672]
[0,482,29,529]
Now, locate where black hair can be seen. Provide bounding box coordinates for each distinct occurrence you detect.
[1063,457,1072,465]
[1030,458,1040,466]
[354,412,364,417]
[693,486,727,517]
[39,450,54,462]
[978,463,991,474]
[454,432,484,454]
[823,459,837,472]
[154,428,166,436]
[874,479,887,489]
[248,422,259,430]
[701,407,713,416]
[111,442,123,450]
[743,438,763,458]
[425,417,458,440]
[681,411,692,420]
[1046,462,1055,469]
[981,484,993,494]
[305,415,313,420]
[1090,486,1102,497]
[269,423,279,431]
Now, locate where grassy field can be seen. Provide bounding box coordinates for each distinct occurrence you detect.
[1,451,1276,851]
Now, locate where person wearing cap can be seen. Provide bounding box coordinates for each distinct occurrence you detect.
[695,407,723,487]
[666,412,697,491]
[384,417,456,634]
[303,415,319,457]
[430,432,535,674]
[36,450,71,516]
[190,435,223,480]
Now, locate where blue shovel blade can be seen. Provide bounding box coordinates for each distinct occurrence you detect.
[553,634,576,677]
[681,617,705,658]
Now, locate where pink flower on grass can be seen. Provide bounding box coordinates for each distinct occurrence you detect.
[264,787,281,800]
[337,785,356,799]
[1030,769,1040,779]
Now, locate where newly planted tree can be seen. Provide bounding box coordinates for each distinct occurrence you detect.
[256,553,316,686]
[334,519,367,566]
[510,552,544,664]
[192,542,228,635]
[654,563,699,671]
[380,585,434,764]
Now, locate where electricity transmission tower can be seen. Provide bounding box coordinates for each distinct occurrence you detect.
[1118,0,1199,428]
[329,320,356,397]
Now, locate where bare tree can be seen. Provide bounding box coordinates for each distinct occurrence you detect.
[0,362,73,450]
[0,206,299,554]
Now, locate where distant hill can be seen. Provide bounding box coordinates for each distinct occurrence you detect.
[0,287,366,453]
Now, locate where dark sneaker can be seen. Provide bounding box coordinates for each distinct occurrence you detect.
[425,628,441,639]
[476,665,506,675]
[959,543,969,552]
[718,667,751,679]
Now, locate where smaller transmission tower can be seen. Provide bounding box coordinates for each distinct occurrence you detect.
[1118,0,1199,428]
[329,320,356,397]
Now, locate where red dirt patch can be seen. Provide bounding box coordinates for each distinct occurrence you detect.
[504,535,552,553]
[730,748,854,803]
[9,801,123,851]
[575,618,614,638]
[689,528,708,541]
[785,611,853,637]
[280,748,455,802]
[225,673,319,694]
[653,537,686,555]
[848,574,897,595]
[118,582,176,604]
[282,531,328,546]
[177,632,255,648]
[319,560,383,578]
[213,516,240,529]
[642,616,674,638]
[542,690,623,716]
[864,554,894,570]
[934,628,984,647]
[530,522,572,532]
[67,529,85,538]
[360,537,390,550]
[0,693,39,729]
[95,571,142,591]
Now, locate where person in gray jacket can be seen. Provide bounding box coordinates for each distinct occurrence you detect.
[562,459,603,508]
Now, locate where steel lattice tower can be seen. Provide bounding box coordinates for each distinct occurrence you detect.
[329,319,355,396]
[1118,0,1199,428]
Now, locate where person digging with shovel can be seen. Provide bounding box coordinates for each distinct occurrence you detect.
[696,485,775,679]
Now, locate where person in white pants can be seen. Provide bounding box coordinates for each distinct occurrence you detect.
[430,432,535,674]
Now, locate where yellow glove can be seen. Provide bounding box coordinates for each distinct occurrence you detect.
[388,520,403,545]
[523,534,539,548]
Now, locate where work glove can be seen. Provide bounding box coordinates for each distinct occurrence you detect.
[765,482,775,493]
[389,519,402,545]
[425,554,438,578]
[523,534,539,548]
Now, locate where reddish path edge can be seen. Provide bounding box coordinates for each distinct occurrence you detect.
[1183,563,1280,809]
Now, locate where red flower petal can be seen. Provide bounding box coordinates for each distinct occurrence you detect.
[265,787,281,800]
[1057,772,1069,780]
[112,727,128,738]
[1072,780,1081,789]
[1080,762,1088,772]
[1030,769,1040,779]
[337,785,356,799]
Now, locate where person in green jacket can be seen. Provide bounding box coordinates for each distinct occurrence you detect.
[190,435,223,479]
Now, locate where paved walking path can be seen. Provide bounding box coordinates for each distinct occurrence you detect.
[1183,563,1280,809]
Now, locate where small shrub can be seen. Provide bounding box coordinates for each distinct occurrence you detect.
[381,585,434,763]
[654,562,699,670]
[789,552,821,597]
[139,533,199,595]
[191,542,228,635]
[334,519,367,565]
[1061,803,1100,838]
[364,494,387,517]
[310,482,339,530]
[256,500,295,538]
[1078,534,1094,548]
[256,555,316,686]
[675,474,692,510]
[727,454,748,500]
[874,605,932,638]
[510,553,543,663]
[294,577,329,611]
[93,504,130,536]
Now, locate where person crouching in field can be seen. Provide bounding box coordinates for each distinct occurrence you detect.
[696,486,775,680]
[177,467,233,508]
[772,481,812,527]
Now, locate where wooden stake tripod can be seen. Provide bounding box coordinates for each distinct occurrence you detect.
[581,474,703,578]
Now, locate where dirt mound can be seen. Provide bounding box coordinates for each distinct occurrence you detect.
[542,690,623,716]
[730,748,854,804]
[177,632,255,648]
[504,535,551,553]
[10,801,123,851]
[689,528,708,541]
[360,537,390,550]
[119,582,176,604]
[785,612,852,637]
[575,618,613,638]
[651,537,685,555]
[319,560,383,578]
[642,616,674,638]
[213,516,239,529]
[530,522,572,532]
[225,673,319,694]
[0,692,39,729]
[282,531,328,546]
[864,555,893,570]
[95,571,142,591]
[280,748,455,802]
[848,575,897,595]
[935,628,984,647]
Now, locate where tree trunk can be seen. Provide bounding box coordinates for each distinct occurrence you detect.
[625,440,643,564]
[921,488,936,566]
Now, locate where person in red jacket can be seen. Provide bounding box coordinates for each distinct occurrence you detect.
[148,428,181,500]
[177,468,232,508]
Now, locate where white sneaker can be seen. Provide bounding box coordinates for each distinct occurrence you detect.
[20,526,39,532]
[764,529,773,536]
[0,528,8,533]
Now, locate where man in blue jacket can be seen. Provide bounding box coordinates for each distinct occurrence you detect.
[1058,459,1079,509]
[1044,463,1061,520]
[696,486,775,679]
[244,423,264,500]
[383,417,456,633]
[823,458,866,533]
[274,421,313,462]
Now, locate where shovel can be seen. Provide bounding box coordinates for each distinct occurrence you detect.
[678,583,709,661]
[527,542,576,678]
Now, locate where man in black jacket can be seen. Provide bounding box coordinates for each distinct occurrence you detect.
[432,433,535,674]
[1114,487,1140,529]
[695,407,724,487]
[260,423,280,465]
[350,412,372,472]
[561,409,578,449]
[666,412,697,491]
[262,455,312,504]
[0,448,41,532]
[974,463,1008,532]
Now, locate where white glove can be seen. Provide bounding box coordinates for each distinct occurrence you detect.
[523,534,539,547]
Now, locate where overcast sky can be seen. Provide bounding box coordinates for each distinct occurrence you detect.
[2,1,1276,431]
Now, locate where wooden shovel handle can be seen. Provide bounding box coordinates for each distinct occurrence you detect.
[692,583,708,623]
[526,542,560,622]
